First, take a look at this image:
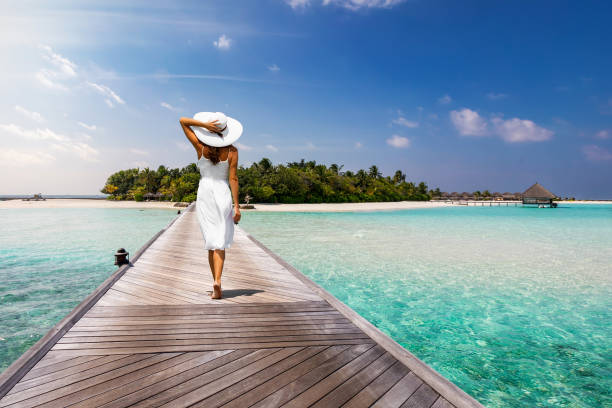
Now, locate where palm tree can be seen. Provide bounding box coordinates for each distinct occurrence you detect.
[393,170,406,184]
[368,165,381,179]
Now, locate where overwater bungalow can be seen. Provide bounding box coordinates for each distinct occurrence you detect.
[502,192,516,201]
[522,182,557,207]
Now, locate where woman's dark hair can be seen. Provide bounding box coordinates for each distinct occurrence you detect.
[207,145,221,164]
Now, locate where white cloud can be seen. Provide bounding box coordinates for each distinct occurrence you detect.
[160,102,178,111]
[268,64,280,72]
[235,142,253,151]
[0,123,99,161]
[213,34,232,50]
[386,134,411,148]
[322,0,406,10]
[40,45,77,77]
[104,99,114,108]
[86,82,125,106]
[0,148,56,166]
[266,144,279,152]
[35,69,68,90]
[392,116,419,128]
[438,94,452,104]
[285,0,310,9]
[595,130,610,140]
[50,142,100,162]
[0,124,70,142]
[15,105,44,122]
[450,108,488,136]
[582,145,612,161]
[491,117,553,143]
[35,45,78,91]
[129,148,149,156]
[77,122,97,131]
[486,92,508,100]
[355,141,363,149]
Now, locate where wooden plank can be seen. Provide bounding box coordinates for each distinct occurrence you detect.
[85,301,333,316]
[48,339,375,357]
[250,343,375,408]
[59,328,364,343]
[92,350,253,408]
[222,345,351,408]
[342,360,411,408]
[33,352,227,408]
[154,347,305,407]
[0,354,163,407]
[310,351,398,408]
[67,317,353,332]
[64,322,357,337]
[73,314,349,326]
[282,345,386,407]
[432,397,456,408]
[7,355,130,394]
[188,346,327,408]
[19,356,104,382]
[54,333,371,350]
[66,350,234,408]
[400,383,440,408]
[371,372,423,408]
[127,348,281,408]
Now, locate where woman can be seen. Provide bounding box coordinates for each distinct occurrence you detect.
[179,112,242,299]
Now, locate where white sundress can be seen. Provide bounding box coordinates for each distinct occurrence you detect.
[195,153,234,250]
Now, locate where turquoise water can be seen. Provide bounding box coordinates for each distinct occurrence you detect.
[0,208,177,371]
[239,205,612,408]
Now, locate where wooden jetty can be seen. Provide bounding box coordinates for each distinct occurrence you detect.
[0,204,483,408]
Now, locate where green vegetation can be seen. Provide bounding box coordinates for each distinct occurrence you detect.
[101,158,433,203]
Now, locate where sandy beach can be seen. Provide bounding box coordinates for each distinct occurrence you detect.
[240,201,455,212]
[0,199,455,211]
[1,199,608,211]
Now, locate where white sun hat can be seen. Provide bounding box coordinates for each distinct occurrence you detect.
[192,111,243,147]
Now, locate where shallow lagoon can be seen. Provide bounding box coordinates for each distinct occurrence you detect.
[0,208,177,371]
[240,204,612,408]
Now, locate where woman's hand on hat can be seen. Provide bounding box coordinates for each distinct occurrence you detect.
[204,120,223,133]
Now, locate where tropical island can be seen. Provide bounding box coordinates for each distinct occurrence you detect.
[100,158,435,203]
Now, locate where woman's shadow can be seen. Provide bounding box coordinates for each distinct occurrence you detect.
[206,288,263,299]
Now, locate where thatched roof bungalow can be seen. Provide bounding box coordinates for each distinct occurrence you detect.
[522,183,556,206]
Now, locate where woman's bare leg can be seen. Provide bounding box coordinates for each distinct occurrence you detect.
[211,249,225,299]
[207,250,215,280]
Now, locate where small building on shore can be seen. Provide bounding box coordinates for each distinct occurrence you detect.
[522,182,557,207]
[144,192,164,201]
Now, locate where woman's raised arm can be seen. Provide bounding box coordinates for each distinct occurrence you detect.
[179,117,223,158]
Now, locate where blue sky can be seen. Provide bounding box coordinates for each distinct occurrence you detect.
[1,0,611,198]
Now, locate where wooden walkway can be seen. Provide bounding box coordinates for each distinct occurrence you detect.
[0,205,483,408]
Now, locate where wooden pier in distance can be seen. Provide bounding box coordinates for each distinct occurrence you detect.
[0,204,483,408]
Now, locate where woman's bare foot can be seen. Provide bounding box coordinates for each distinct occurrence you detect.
[211,282,222,299]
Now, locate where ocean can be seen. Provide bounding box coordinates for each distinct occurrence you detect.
[0,208,177,371]
[0,204,610,407]
[239,204,612,408]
